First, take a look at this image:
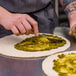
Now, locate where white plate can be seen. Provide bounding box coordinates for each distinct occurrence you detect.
[0,33,70,58]
[42,51,76,76]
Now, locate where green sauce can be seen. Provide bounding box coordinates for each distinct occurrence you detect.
[14,34,66,52]
[53,53,76,76]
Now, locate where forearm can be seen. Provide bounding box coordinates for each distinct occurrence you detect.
[0,6,11,24]
[62,0,76,35]
[0,6,11,16]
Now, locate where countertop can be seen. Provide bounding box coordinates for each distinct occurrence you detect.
[0,27,76,76]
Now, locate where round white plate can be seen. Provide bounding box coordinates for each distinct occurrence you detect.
[42,51,76,76]
[0,33,70,58]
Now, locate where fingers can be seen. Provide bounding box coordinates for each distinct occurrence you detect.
[21,18,32,35]
[69,27,73,35]
[25,15,39,36]
[11,21,33,35]
[69,24,76,35]
[69,30,72,35]
[11,26,19,35]
[10,14,39,36]
[16,22,26,34]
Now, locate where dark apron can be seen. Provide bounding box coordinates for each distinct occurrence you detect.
[0,0,57,37]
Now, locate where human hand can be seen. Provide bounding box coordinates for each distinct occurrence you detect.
[0,7,39,36]
[68,12,76,36]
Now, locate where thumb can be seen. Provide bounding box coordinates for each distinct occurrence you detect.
[69,28,72,36]
[69,24,76,36]
[69,24,73,36]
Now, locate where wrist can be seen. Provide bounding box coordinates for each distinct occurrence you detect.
[0,6,12,16]
[68,11,76,19]
[0,6,12,24]
[68,11,76,27]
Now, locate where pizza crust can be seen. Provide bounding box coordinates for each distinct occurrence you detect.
[42,51,76,76]
[0,33,70,58]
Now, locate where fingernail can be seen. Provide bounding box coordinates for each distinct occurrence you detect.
[35,33,39,36]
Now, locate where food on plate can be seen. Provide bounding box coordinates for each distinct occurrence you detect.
[14,34,66,52]
[0,33,70,58]
[42,51,76,76]
[53,53,76,76]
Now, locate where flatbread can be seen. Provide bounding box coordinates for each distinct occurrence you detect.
[42,51,76,76]
[0,33,70,58]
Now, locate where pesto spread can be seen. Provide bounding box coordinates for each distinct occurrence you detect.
[14,34,66,52]
[53,53,76,76]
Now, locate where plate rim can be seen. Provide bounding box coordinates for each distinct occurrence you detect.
[0,33,70,58]
[42,50,76,76]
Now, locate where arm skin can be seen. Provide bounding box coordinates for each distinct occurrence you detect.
[60,0,76,35]
[0,6,39,36]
